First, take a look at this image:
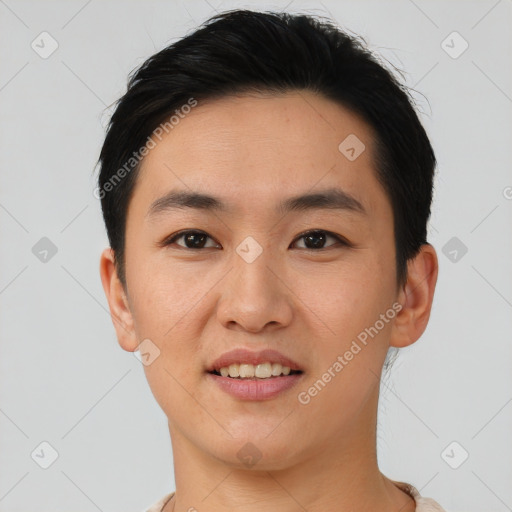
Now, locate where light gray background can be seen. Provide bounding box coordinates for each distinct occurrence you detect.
[1,1,511,511]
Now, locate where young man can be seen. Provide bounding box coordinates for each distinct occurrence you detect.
[97,9,444,512]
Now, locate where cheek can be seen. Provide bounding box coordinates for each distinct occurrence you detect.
[294,274,391,435]
[299,257,394,388]
[133,268,208,425]
[128,245,217,351]
[126,244,207,337]
[300,260,389,337]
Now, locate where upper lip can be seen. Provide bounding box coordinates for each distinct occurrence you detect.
[207,348,303,372]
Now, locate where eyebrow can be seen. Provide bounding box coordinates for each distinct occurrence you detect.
[146,187,367,220]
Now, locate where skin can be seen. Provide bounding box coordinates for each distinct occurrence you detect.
[100,90,438,512]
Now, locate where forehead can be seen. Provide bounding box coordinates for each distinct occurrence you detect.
[131,91,389,221]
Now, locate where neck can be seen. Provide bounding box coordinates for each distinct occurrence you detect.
[164,391,415,512]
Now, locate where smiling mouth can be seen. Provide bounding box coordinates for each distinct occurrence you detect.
[209,362,303,379]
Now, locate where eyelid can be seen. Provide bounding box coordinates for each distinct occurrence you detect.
[291,229,350,249]
[161,229,351,250]
[160,229,220,248]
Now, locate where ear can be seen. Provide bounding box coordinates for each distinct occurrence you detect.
[390,243,439,348]
[99,247,139,352]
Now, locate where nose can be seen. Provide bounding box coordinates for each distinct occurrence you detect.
[215,245,293,333]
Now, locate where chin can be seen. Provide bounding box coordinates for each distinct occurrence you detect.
[211,436,305,472]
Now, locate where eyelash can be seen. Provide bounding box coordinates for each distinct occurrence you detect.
[161,229,350,251]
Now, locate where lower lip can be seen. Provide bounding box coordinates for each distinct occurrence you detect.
[206,372,303,400]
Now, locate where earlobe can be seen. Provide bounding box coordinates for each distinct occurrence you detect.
[99,248,139,352]
[390,244,439,349]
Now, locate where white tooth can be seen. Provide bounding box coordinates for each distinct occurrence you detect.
[255,362,272,378]
[220,362,294,378]
[271,363,283,376]
[228,364,240,378]
[239,364,255,378]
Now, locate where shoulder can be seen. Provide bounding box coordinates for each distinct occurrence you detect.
[143,492,175,512]
[145,486,448,512]
[391,480,447,512]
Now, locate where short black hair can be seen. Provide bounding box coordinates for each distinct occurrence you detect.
[96,8,436,289]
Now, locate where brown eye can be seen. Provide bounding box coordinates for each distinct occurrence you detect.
[164,230,219,249]
[162,229,348,251]
[292,230,347,250]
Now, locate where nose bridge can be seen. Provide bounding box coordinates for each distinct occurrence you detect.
[232,234,278,299]
[217,234,292,331]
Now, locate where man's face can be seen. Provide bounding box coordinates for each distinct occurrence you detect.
[121,91,399,467]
